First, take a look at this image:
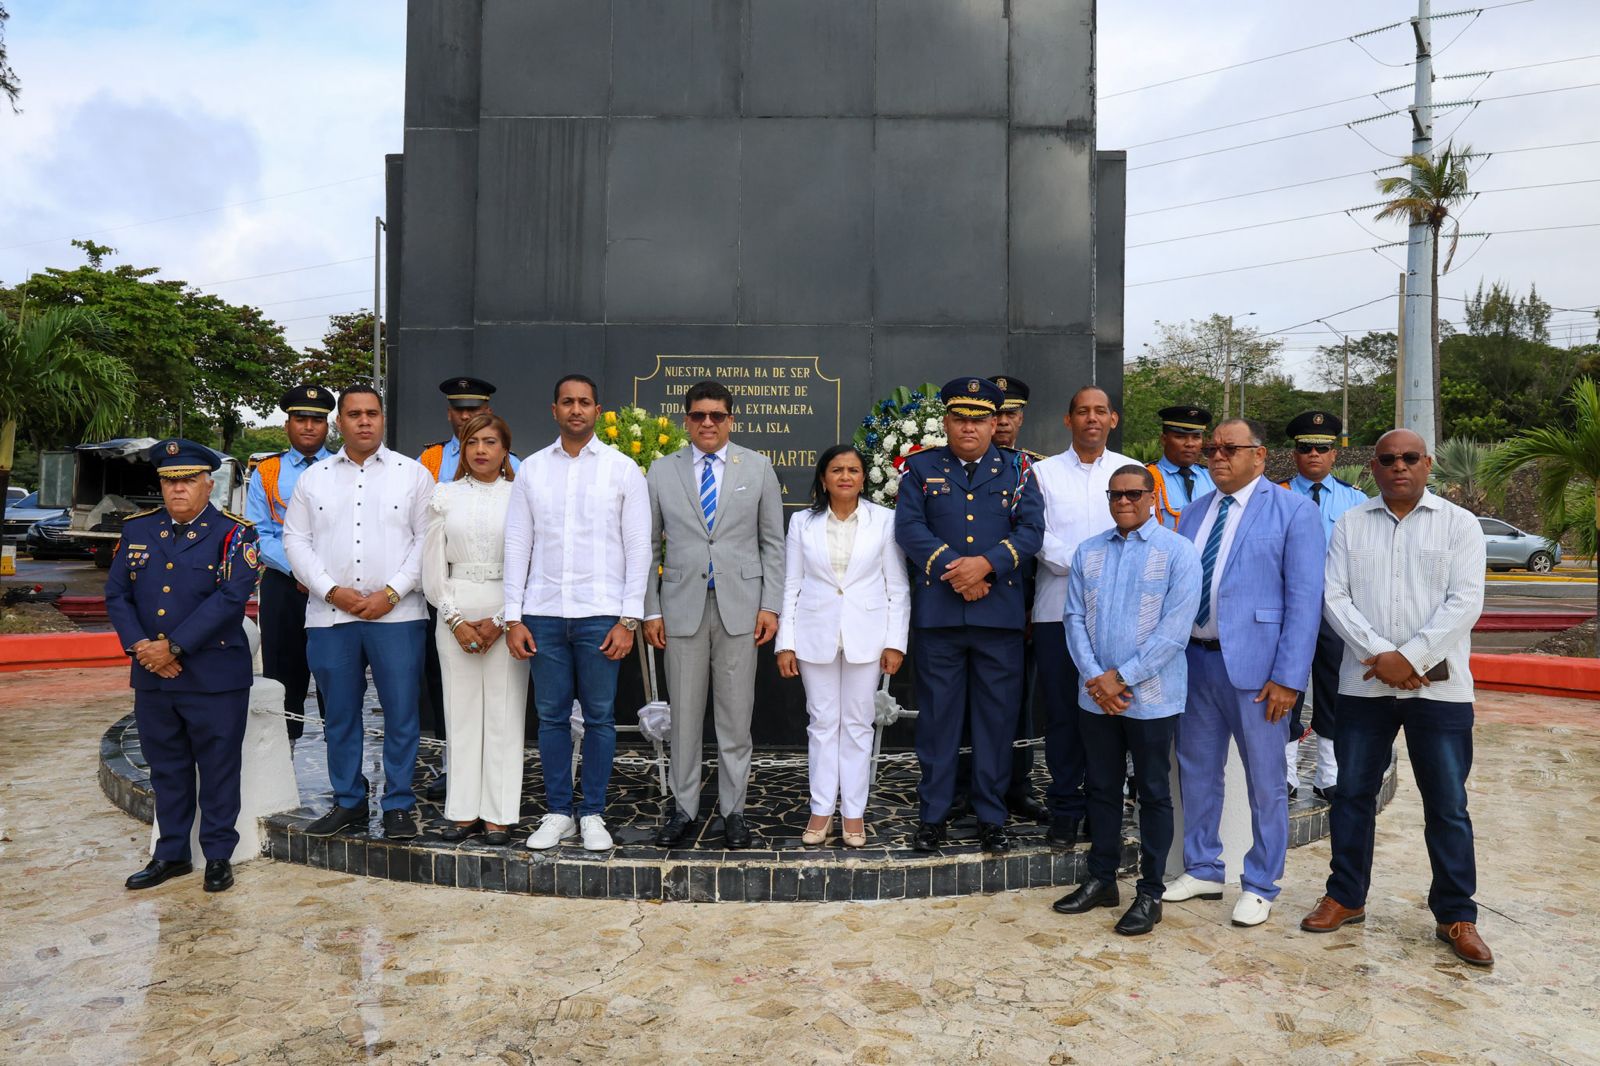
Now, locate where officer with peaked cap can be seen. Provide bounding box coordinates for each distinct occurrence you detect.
[1148,404,1215,527]
[246,384,335,741]
[1278,410,1367,800]
[990,375,1047,462]
[895,377,1046,854]
[105,439,261,894]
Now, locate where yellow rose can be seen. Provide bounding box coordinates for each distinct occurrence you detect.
[658,433,670,445]
[657,416,669,427]
[605,411,617,424]
[607,426,619,439]
[631,440,642,454]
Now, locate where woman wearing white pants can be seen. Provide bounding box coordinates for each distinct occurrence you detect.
[776,445,910,847]
[422,413,528,845]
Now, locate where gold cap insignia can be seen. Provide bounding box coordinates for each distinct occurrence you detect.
[994,376,1009,391]
[967,379,980,393]
[307,387,318,398]
[1312,413,1324,425]
[166,442,180,455]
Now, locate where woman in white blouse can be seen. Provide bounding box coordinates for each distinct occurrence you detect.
[422,412,527,845]
[776,445,910,847]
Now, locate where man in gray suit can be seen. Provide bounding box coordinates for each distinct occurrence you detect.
[643,380,785,849]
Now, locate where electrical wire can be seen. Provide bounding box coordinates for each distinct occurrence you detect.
[193,256,373,287]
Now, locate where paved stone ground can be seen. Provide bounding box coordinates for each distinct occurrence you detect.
[1,667,1597,1064]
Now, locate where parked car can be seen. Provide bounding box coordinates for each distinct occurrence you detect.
[7,485,27,505]
[24,511,94,560]
[1478,517,1562,573]
[4,490,67,539]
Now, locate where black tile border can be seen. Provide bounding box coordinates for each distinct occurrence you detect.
[98,713,1396,904]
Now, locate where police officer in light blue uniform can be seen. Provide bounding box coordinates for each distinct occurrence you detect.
[1149,405,1216,528]
[105,439,261,894]
[895,377,1046,854]
[1279,410,1367,799]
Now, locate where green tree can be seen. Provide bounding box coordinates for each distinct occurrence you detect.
[1431,437,1502,514]
[185,293,299,452]
[0,3,19,112]
[1119,356,1221,446]
[297,310,385,393]
[1374,141,1474,436]
[230,424,291,466]
[1313,331,1397,444]
[1482,378,1600,655]
[1143,314,1283,419]
[0,307,134,534]
[1440,281,1580,437]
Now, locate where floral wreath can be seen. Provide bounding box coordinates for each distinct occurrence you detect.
[597,407,688,470]
[851,383,948,507]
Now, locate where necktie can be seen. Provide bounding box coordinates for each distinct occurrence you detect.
[172,522,189,539]
[1194,495,1235,628]
[700,455,717,588]
[963,461,978,481]
[1177,466,1196,500]
[1311,482,1323,506]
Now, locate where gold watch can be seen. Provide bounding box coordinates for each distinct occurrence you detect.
[384,586,401,606]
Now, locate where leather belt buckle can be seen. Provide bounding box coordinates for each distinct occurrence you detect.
[1190,637,1222,652]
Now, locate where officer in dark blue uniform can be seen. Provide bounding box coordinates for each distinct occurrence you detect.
[105,439,261,893]
[895,378,1046,852]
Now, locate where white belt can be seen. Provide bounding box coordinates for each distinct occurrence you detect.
[450,562,503,581]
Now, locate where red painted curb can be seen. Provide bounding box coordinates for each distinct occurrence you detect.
[1471,653,1600,701]
[53,595,258,623]
[0,631,127,673]
[1474,610,1593,633]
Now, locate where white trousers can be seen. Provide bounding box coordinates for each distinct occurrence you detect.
[1285,733,1339,791]
[797,655,880,819]
[437,578,528,825]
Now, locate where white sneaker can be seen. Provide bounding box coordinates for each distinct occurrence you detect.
[525,813,577,850]
[579,814,613,852]
[1162,873,1225,902]
[1232,891,1273,927]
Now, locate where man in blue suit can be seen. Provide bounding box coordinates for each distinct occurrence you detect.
[1163,418,1324,927]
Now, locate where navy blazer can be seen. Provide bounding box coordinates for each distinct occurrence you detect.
[1176,478,1324,692]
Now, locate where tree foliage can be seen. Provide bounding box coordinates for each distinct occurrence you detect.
[296,310,384,394]
[1143,314,1284,418]
[0,3,19,113]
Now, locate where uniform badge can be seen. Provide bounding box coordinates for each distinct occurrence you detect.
[967,379,980,393]
[241,542,261,570]
[187,530,197,539]
[994,376,1008,391]
[166,441,180,455]
[307,387,318,398]
[1313,413,1325,425]
[458,378,469,389]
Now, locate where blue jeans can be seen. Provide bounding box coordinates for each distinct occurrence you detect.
[307,620,426,812]
[525,615,620,817]
[1327,695,1478,923]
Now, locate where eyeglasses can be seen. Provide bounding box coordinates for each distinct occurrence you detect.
[686,411,731,425]
[1199,443,1262,459]
[1105,489,1151,502]
[1295,443,1333,455]
[1375,451,1425,467]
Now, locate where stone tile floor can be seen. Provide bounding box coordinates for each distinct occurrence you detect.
[2,666,1597,1064]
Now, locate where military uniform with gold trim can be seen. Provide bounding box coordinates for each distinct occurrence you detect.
[894,378,1046,839]
[104,439,261,874]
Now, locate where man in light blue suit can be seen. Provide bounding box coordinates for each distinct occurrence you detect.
[1163,417,1324,927]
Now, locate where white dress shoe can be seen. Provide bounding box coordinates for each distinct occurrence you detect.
[579,814,613,852]
[525,813,577,850]
[1232,891,1273,927]
[1162,873,1225,902]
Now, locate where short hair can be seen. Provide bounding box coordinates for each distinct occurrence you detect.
[684,380,734,413]
[1216,416,1266,447]
[452,411,516,482]
[553,374,599,404]
[1068,385,1112,413]
[338,383,383,413]
[1110,463,1155,491]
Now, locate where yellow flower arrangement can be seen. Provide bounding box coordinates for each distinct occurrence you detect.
[606,425,619,439]
[599,405,688,470]
[631,440,642,454]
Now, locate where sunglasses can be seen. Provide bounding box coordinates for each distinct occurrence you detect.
[686,411,731,425]
[1106,489,1151,502]
[1295,443,1333,455]
[1376,451,1425,467]
[1199,443,1262,459]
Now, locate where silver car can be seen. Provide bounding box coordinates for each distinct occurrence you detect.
[1478,517,1562,573]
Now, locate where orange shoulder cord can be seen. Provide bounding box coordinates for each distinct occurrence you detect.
[1147,463,1179,522]
[258,455,286,524]
[420,444,444,482]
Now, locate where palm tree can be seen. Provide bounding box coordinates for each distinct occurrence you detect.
[0,306,132,538]
[1374,141,1474,437]
[1431,436,1501,515]
[1482,377,1600,655]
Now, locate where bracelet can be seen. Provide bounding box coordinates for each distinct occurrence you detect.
[324,585,339,604]
[492,612,507,630]
[448,617,467,634]
[384,585,401,606]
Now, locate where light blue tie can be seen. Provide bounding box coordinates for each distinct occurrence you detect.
[1194,495,1235,627]
[700,454,717,588]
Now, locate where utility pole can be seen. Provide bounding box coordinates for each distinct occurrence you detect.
[1395,272,1406,428]
[373,216,386,392]
[1316,318,1352,446]
[1403,0,1436,449]
[1222,315,1233,422]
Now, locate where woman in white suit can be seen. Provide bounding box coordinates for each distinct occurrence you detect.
[776,445,910,847]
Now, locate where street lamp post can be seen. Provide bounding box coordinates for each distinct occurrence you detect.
[1223,312,1256,421]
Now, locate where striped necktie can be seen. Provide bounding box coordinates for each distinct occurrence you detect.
[1194,495,1235,627]
[700,454,717,587]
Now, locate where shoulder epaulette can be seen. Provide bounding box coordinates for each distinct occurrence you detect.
[1333,475,1357,489]
[1022,448,1047,461]
[221,509,255,527]
[124,506,162,521]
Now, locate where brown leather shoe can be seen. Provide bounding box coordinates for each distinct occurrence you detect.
[1436,921,1494,967]
[1300,895,1366,932]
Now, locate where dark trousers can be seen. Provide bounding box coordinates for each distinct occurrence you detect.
[1080,709,1177,899]
[955,633,1036,802]
[136,688,249,862]
[913,625,1023,825]
[1034,621,1087,819]
[420,605,447,744]
[1327,695,1478,923]
[258,568,324,740]
[1290,618,1345,739]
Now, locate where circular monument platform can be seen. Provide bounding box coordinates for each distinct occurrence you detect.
[99,708,1395,903]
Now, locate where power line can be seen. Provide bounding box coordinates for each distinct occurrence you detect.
[193,256,373,287]
[253,288,371,309]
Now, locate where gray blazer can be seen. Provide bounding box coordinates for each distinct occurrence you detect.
[645,442,786,637]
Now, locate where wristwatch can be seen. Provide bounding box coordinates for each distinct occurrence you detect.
[167,640,185,658]
[384,586,401,606]
[324,585,339,604]
[1114,670,1128,688]
[618,617,641,632]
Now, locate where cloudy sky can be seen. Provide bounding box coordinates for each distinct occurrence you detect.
[0,0,1594,405]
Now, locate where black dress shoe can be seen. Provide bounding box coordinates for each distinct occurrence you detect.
[1287,786,1300,801]
[723,812,752,850]
[439,820,482,843]
[977,821,1010,853]
[1114,894,1163,935]
[1052,877,1120,914]
[203,860,234,893]
[1006,793,1052,824]
[1047,815,1083,849]
[304,803,369,837]
[423,774,448,802]
[911,821,946,852]
[483,828,510,846]
[125,858,193,890]
[383,808,419,840]
[654,813,699,848]
[1312,786,1336,803]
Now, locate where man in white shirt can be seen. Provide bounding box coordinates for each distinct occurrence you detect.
[1032,385,1136,847]
[1299,429,1493,968]
[504,375,651,853]
[284,384,436,841]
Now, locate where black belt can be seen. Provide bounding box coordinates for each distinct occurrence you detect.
[1189,637,1222,652]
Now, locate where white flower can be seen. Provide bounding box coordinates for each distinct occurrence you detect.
[923,417,939,433]
[884,476,899,497]
[869,466,885,484]
[882,433,899,452]
[899,419,916,435]
[899,441,914,456]
[631,424,642,437]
